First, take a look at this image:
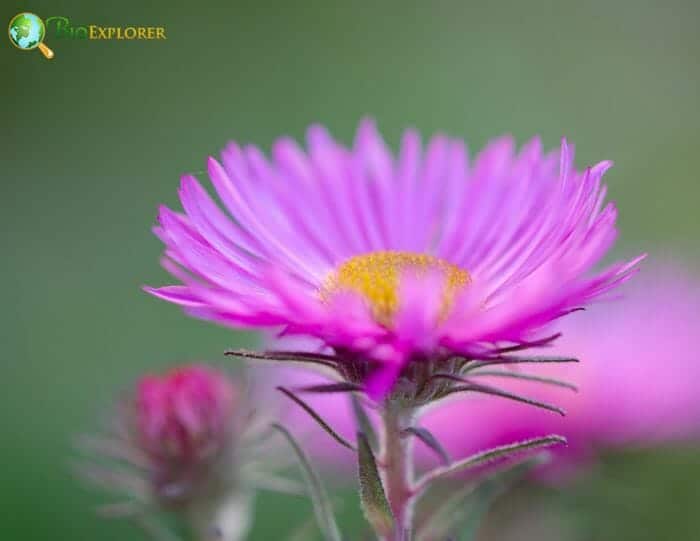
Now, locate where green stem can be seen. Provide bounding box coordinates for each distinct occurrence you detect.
[380,406,416,540]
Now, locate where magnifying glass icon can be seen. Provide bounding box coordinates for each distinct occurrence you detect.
[8,12,54,59]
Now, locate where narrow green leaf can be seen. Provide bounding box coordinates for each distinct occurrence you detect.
[295,382,363,394]
[465,355,579,371]
[357,431,394,537]
[350,395,378,450]
[487,332,562,354]
[465,370,578,391]
[435,375,566,416]
[272,423,342,541]
[403,427,450,466]
[277,386,356,451]
[263,349,341,362]
[416,434,566,490]
[225,349,342,373]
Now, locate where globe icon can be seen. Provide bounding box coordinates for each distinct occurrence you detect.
[8,12,53,58]
[8,13,45,49]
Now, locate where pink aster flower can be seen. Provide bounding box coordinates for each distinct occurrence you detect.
[146,119,642,400]
[275,267,700,478]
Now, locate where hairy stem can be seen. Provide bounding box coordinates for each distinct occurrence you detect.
[380,406,415,540]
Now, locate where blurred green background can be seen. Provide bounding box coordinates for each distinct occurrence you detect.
[4,0,699,539]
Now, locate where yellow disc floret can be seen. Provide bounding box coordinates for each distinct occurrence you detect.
[320,251,471,326]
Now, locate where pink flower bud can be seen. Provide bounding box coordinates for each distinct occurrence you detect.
[135,365,237,502]
[78,364,299,541]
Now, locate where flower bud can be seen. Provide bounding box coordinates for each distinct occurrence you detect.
[135,365,237,504]
[77,365,293,541]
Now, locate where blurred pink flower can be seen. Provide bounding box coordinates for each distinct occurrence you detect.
[146,119,642,398]
[274,267,700,477]
[78,365,295,541]
[136,365,237,494]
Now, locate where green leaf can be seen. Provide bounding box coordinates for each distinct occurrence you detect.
[435,375,566,416]
[350,394,378,450]
[416,434,566,491]
[465,355,579,371]
[225,349,342,373]
[277,386,356,451]
[403,426,450,465]
[486,332,562,354]
[272,423,342,541]
[295,382,364,394]
[357,431,394,537]
[465,370,578,391]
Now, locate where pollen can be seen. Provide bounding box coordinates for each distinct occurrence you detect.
[320,251,471,326]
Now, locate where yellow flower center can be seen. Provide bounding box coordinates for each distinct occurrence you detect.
[320,251,471,326]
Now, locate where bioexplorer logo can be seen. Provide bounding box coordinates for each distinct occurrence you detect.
[46,16,167,41]
[8,12,167,59]
[8,12,54,58]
